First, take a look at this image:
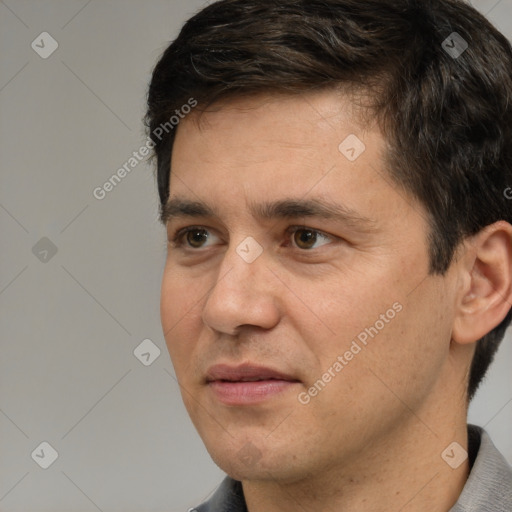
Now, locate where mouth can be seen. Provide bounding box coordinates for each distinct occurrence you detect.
[205,363,301,405]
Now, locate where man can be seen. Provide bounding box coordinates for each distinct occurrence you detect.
[146,0,512,510]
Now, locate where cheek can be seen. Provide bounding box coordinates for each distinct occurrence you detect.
[295,268,403,358]
[351,281,452,407]
[160,265,203,362]
[160,262,201,323]
[302,262,448,391]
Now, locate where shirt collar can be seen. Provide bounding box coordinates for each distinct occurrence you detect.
[449,424,512,511]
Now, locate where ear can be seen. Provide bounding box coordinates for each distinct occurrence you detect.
[452,221,512,345]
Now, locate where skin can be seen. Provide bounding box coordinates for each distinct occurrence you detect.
[160,90,512,512]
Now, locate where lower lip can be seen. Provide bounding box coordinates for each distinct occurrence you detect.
[208,380,297,405]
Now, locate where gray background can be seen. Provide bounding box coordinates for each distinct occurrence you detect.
[0,1,510,511]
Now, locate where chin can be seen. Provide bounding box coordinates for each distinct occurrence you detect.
[205,439,306,483]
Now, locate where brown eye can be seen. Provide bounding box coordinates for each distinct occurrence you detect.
[287,227,334,250]
[293,229,318,250]
[170,226,222,251]
[186,229,209,248]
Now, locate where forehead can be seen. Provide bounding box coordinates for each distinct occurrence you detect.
[171,91,380,184]
[180,89,372,146]
[167,90,426,230]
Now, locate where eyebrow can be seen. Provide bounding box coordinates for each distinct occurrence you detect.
[160,196,377,231]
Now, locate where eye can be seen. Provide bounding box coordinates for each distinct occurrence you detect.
[287,227,334,250]
[169,225,335,252]
[170,226,222,249]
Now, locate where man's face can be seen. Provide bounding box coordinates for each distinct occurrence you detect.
[160,91,459,481]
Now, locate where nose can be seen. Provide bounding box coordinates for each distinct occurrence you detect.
[201,243,281,336]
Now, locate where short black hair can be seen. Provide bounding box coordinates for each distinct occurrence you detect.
[146,0,512,401]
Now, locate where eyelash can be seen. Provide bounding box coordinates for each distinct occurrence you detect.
[169,225,335,250]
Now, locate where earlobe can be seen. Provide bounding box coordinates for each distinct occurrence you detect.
[452,221,512,345]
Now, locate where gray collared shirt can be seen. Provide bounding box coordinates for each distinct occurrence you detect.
[194,425,512,511]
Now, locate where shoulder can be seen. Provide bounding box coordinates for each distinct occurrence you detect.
[450,424,512,511]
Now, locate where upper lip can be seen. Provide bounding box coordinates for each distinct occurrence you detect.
[205,363,299,383]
